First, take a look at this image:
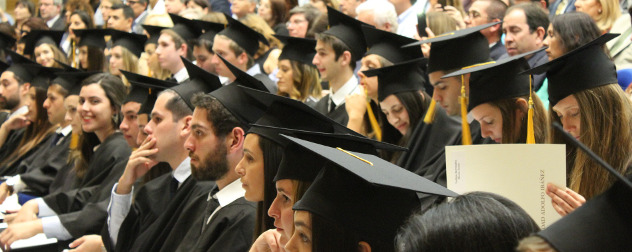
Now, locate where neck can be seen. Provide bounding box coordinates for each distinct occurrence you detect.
[217,151,243,189]
[95,127,115,143]
[171,63,185,75]
[60,121,71,128]
[329,69,354,93]
[167,147,190,171]
[394,3,411,15]
[488,35,500,45]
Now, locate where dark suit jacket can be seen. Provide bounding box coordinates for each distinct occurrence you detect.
[49,16,66,31]
[490,41,508,60]
[313,94,349,126]
[548,0,576,19]
[527,49,549,92]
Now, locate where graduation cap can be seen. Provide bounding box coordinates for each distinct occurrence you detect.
[52,71,100,95]
[21,30,64,56]
[286,135,457,248]
[142,24,170,45]
[4,50,39,83]
[0,31,16,49]
[363,58,427,102]
[196,20,226,42]
[362,25,423,63]
[217,54,270,92]
[217,14,268,56]
[271,128,405,182]
[240,86,362,136]
[30,65,63,89]
[536,123,632,251]
[121,70,178,114]
[405,22,497,73]
[74,29,107,49]
[0,61,9,73]
[125,81,149,104]
[275,35,317,66]
[169,13,205,41]
[171,57,222,109]
[206,85,267,129]
[322,6,371,61]
[108,29,147,58]
[521,33,619,107]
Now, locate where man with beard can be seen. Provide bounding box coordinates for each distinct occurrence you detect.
[0,57,35,126]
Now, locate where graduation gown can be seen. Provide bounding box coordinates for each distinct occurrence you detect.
[41,132,131,239]
[122,180,215,252]
[0,131,54,176]
[313,94,349,126]
[17,132,72,197]
[48,161,77,195]
[104,167,198,252]
[174,195,256,252]
[253,73,278,94]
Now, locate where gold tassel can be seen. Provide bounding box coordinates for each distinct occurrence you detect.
[71,41,76,68]
[69,133,79,150]
[424,99,437,124]
[148,68,152,78]
[526,76,535,144]
[460,75,471,145]
[365,89,382,141]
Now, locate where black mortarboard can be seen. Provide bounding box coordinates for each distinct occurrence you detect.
[217,14,268,56]
[52,71,99,95]
[217,54,270,92]
[363,58,427,102]
[442,49,544,111]
[124,81,149,104]
[121,70,178,114]
[174,57,222,109]
[536,123,632,251]
[21,30,64,56]
[208,85,267,129]
[521,33,619,106]
[169,13,205,41]
[0,31,16,49]
[108,29,147,57]
[362,25,423,63]
[142,24,169,45]
[0,61,8,73]
[5,50,38,82]
[323,6,371,61]
[54,59,78,71]
[74,29,107,49]
[271,129,405,182]
[32,65,65,89]
[287,135,457,249]
[196,20,226,42]
[275,35,317,66]
[241,86,361,136]
[405,22,497,73]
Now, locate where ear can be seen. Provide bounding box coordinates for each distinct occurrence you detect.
[515,97,528,116]
[227,127,245,154]
[490,18,501,33]
[180,115,193,137]
[237,52,249,68]
[178,43,188,58]
[340,51,352,67]
[358,241,372,252]
[539,0,547,9]
[20,83,31,95]
[535,26,546,43]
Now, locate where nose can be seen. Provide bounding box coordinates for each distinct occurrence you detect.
[479,124,492,139]
[268,197,280,219]
[543,36,549,47]
[312,55,318,66]
[234,160,246,177]
[184,135,195,152]
[43,99,50,109]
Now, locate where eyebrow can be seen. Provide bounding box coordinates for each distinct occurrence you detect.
[150,111,161,118]
[191,124,207,131]
[431,80,444,87]
[294,220,311,229]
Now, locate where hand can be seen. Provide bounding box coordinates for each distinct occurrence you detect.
[418,27,436,58]
[0,219,43,250]
[6,200,39,224]
[250,229,285,252]
[0,182,12,204]
[68,235,105,252]
[345,87,368,120]
[116,136,159,195]
[546,183,586,216]
[2,111,30,131]
[441,5,466,29]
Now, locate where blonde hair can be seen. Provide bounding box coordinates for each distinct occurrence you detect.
[201,11,228,24]
[143,12,174,27]
[594,0,621,32]
[548,84,632,199]
[278,60,322,102]
[115,46,139,87]
[427,11,458,35]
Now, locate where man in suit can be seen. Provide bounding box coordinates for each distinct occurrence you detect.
[607,10,632,69]
[39,0,65,31]
[548,0,576,20]
[465,0,508,60]
[126,0,148,34]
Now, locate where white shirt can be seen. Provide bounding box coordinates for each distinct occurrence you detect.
[329,75,360,110]
[46,14,61,28]
[397,6,418,39]
[205,180,245,226]
[246,63,262,76]
[173,67,189,83]
[107,157,192,245]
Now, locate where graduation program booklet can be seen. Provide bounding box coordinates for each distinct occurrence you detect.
[446,144,566,229]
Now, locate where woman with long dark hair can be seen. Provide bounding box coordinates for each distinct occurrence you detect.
[73,29,106,71]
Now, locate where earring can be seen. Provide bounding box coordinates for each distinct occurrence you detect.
[599,9,602,14]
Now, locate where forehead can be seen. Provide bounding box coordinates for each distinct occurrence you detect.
[315,40,333,51]
[191,107,213,129]
[154,92,175,112]
[158,33,175,44]
[212,36,232,50]
[362,54,382,65]
[1,71,17,81]
[290,13,306,20]
[470,0,491,11]
[80,83,107,97]
[504,9,527,25]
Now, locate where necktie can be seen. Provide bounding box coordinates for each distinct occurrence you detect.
[329,98,336,113]
[555,0,568,15]
[202,188,221,233]
[51,133,64,147]
[169,177,179,198]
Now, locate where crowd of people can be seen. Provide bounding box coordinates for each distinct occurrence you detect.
[0,0,630,251]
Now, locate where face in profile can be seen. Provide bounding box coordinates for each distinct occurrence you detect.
[185,107,229,181]
[380,94,411,136]
[552,95,581,140]
[285,210,313,252]
[268,179,297,245]
[471,103,504,143]
[358,54,383,101]
[235,133,266,202]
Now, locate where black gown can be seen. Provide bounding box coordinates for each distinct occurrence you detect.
[173,191,256,252]
[313,93,349,127]
[41,132,131,240]
[120,180,215,252]
[17,132,72,197]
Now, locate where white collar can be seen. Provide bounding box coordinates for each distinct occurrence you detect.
[57,125,73,137]
[246,63,262,76]
[134,10,147,24]
[489,42,497,48]
[398,6,415,23]
[173,67,189,83]
[212,179,245,207]
[330,75,359,106]
[47,14,61,28]
[172,157,192,184]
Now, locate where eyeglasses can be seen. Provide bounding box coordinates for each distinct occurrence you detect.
[286,19,307,28]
